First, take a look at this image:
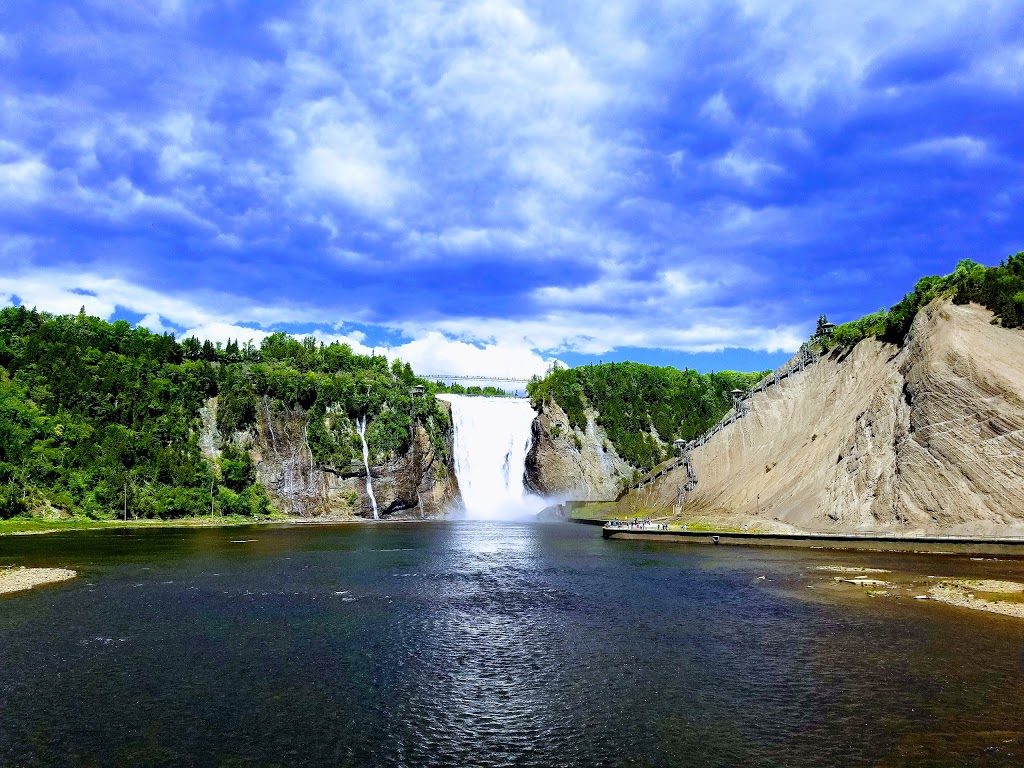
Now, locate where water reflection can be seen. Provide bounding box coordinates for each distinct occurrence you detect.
[389,522,575,764]
[3,521,1024,766]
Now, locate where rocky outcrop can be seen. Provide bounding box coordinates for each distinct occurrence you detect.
[630,299,1024,535]
[199,397,459,519]
[525,399,633,500]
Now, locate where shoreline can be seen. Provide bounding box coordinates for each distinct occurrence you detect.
[0,513,453,538]
[600,526,1024,556]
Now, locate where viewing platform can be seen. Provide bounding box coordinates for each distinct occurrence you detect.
[601,523,1024,556]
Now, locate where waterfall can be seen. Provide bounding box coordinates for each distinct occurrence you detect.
[437,394,545,519]
[357,415,379,520]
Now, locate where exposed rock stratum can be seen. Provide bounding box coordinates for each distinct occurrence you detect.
[200,398,459,519]
[525,399,634,500]
[628,300,1024,535]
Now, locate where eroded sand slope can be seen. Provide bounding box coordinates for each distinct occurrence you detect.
[636,300,1024,535]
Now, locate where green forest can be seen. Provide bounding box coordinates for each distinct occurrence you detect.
[5,254,1018,522]
[0,308,450,521]
[527,362,765,471]
[825,254,1024,349]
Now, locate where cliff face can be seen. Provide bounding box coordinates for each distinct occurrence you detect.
[630,299,1024,535]
[525,399,633,500]
[200,398,459,519]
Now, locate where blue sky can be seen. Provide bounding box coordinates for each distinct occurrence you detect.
[1,1,1022,378]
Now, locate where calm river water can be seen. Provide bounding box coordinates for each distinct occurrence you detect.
[3,521,1024,767]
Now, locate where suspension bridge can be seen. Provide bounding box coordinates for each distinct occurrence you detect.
[420,374,533,384]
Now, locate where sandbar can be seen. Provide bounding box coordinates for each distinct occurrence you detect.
[0,567,78,595]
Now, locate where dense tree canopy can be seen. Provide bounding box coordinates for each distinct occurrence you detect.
[0,308,450,520]
[825,255,1024,349]
[527,362,765,471]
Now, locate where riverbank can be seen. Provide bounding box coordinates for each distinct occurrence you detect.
[0,512,454,537]
[0,514,299,537]
[0,567,78,594]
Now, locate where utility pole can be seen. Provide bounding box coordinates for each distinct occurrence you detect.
[211,477,215,517]
[124,481,127,521]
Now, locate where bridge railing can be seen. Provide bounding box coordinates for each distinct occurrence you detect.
[622,347,822,499]
[421,374,532,384]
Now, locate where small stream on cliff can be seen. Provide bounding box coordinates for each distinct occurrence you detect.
[437,394,547,519]
[356,415,380,520]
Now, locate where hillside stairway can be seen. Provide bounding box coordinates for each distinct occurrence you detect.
[618,347,820,502]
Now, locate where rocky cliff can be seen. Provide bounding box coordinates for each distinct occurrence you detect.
[525,399,634,500]
[628,299,1024,535]
[200,397,459,519]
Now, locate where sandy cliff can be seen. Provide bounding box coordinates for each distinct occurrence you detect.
[200,398,459,519]
[525,400,634,499]
[630,300,1024,535]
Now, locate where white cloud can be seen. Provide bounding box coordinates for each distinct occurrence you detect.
[375,332,557,381]
[711,150,783,186]
[666,150,685,175]
[901,135,989,161]
[157,112,217,179]
[0,157,50,202]
[412,310,804,357]
[3,0,1013,369]
[290,96,416,214]
[0,261,805,387]
[699,92,734,124]
[0,270,313,332]
[138,313,176,335]
[300,145,406,214]
[730,0,984,109]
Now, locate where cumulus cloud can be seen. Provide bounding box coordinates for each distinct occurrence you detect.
[1,0,1022,372]
[0,157,50,203]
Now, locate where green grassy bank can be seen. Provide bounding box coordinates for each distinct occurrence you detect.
[0,513,295,536]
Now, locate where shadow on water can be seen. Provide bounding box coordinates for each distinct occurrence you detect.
[3,520,1024,766]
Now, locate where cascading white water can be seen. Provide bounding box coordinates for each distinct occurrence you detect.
[356,415,379,520]
[437,394,546,519]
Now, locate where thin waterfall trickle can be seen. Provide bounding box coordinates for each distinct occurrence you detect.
[357,415,379,519]
[437,394,546,519]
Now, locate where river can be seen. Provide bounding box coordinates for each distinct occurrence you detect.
[3,521,1024,766]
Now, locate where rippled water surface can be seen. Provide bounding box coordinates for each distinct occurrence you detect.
[4,521,1024,767]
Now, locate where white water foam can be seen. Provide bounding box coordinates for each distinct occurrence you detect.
[357,415,379,520]
[437,394,547,519]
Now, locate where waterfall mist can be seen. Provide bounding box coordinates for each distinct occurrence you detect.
[437,394,547,519]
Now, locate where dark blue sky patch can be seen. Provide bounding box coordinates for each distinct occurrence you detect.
[864,45,969,89]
